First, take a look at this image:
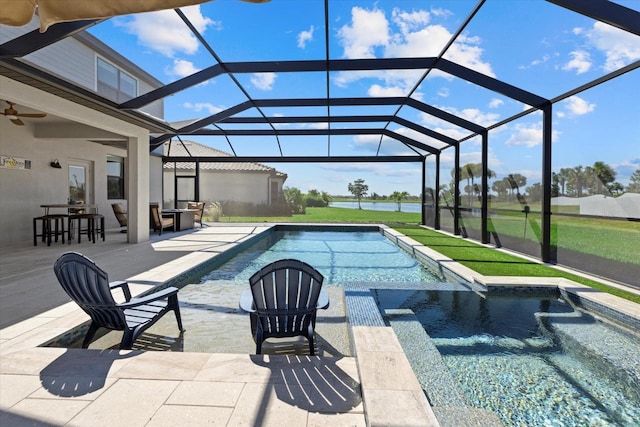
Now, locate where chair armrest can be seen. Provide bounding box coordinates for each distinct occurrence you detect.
[109,280,131,301]
[119,286,179,309]
[239,290,256,313]
[317,289,330,310]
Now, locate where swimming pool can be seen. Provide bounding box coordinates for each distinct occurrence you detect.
[199,229,443,284]
[376,288,640,426]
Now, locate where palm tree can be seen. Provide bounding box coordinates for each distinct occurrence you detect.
[390,191,409,211]
[557,168,572,196]
[506,173,527,201]
[592,161,616,195]
[626,169,640,193]
[568,166,586,197]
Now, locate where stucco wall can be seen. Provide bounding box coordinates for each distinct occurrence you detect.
[0,120,128,244]
[162,170,272,206]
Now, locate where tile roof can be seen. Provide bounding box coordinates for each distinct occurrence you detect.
[162,140,286,177]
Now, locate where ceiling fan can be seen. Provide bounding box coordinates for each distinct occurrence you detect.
[2,101,47,125]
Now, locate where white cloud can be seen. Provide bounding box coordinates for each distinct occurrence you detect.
[320,162,421,178]
[437,87,449,98]
[392,8,430,34]
[585,21,640,71]
[562,50,592,74]
[505,123,560,147]
[298,26,314,49]
[368,84,406,97]
[489,98,504,108]
[251,73,277,90]
[183,102,223,115]
[561,95,596,116]
[117,6,217,57]
[334,5,494,93]
[166,59,201,79]
[337,7,390,59]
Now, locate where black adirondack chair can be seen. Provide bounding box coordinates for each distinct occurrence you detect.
[53,252,184,349]
[240,259,329,355]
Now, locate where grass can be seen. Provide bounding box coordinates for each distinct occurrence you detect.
[392,224,640,304]
[206,207,639,304]
[216,206,421,224]
[458,214,640,264]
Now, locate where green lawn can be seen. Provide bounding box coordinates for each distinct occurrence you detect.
[392,224,639,304]
[216,206,421,224]
[458,214,640,264]
[207,207,639,304]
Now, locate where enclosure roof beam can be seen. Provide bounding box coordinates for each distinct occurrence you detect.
[162,155,423,163]
[547,0,640,36]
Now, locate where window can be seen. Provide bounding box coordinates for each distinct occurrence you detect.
[97,57,137,102]
[107,155,125,199]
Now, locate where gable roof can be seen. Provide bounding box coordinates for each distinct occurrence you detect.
[163,140,286,178]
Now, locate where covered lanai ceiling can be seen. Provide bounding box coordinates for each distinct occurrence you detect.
[1,0,639,164]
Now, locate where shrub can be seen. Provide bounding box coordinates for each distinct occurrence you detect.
[305,195,328,207]
[204,201,222,222]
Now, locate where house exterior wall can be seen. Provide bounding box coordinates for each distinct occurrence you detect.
[0,117,128,244]
[162,169,273,206]
[1,18,163,119]
[1,76,151,246]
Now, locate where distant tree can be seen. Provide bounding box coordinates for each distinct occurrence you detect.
[556,167,572,196]
[370,192,381,200]
[591,161,616,195]
[307,189,321,197]
[454,163,495,206]
[608,182,624,196]
[626,169,640,193]
[390,191,409,211]
[568,166,587,197]
[551,172,560,197]
[525,182,542,202]
[284,187,305,214]
[492,179,510,201]
[348,179,368,209]
[321,191,332,205]
[506,173,527,201]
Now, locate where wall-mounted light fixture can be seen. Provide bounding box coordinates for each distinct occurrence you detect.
[50,159,61,169]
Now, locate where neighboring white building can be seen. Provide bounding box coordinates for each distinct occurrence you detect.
[161,140,287,209]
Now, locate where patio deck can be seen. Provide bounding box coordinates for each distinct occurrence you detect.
[0,224,439,427]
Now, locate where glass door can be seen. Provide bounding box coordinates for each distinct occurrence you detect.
[68,161,93,205]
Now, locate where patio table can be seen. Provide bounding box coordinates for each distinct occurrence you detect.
[161,209,196,231]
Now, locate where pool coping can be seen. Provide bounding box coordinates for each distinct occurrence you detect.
[1,223,638,427]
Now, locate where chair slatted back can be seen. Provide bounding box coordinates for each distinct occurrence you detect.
[150,205,162,228]
[249,259,324,338]
[54,252,126,330]
[111,203,127,227]
[187,201,205,222]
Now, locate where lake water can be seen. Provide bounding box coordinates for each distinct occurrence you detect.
[329,201,422,213]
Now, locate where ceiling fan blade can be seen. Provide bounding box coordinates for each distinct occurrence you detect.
[10,118,25,126]
[16,113,47,118]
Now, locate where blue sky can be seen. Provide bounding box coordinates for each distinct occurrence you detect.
[88,0,640,197]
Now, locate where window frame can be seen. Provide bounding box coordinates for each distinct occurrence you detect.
[96,56,138,103]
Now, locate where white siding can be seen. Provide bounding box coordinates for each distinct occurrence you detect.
[1,17,163,118]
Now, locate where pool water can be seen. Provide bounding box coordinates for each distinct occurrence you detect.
[200,229,442,284]
[375,289,640,426]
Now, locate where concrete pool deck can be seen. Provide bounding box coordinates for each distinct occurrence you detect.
[1,223,638,426]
